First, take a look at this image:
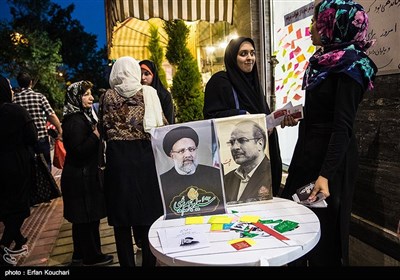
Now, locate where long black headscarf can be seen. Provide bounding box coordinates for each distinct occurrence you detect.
[139,59,175,124]
[0,75,12,106]
[224,37,269,114]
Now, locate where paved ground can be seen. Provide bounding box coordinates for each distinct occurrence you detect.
[1,167,141,268]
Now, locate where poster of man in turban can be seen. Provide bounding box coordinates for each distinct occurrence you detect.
[150,120,226,220]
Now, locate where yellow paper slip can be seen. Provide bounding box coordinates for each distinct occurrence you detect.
[239,215,260,223]
[210,223,224,231]
[185,216,204,224]
[208,216,232,224]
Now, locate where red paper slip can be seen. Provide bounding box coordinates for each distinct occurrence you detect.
[253,222,289,241]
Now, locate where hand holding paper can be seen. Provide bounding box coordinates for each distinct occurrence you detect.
[266,101,303,129]
[292,182,328,208]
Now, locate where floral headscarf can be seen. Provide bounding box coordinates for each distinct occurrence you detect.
[63,80,97,125]
[303,0,377,91]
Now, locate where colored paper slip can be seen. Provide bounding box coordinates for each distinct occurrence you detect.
[253,222,289,241]
[229,238,256,250]
[239,215,260,223]
[210,223,224,231]
[208,216,232,224]
[185,216,204,224]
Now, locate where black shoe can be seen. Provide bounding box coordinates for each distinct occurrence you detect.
[83,254,113,266]
[135,239,142,249]
[13,237,28,251]
[68,258,83,266]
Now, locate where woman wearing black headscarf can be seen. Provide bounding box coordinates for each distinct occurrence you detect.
[139,60,175,124]
[0,75,37,259]
[203,37,283,196]
[61,81,112,266]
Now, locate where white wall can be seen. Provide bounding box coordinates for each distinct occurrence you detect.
[270,0,314,166]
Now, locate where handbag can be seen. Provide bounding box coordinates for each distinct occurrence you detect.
[30,154,62,206]
[53,139,66,169]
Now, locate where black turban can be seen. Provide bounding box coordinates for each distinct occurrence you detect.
[163,126,199,156]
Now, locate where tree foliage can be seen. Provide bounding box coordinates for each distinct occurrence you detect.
[0,0,109,116]
[164,20,203,122]
[148,24,168,88]
[164,20,191,66]
[0,20,64,113]
[171,56,204,122]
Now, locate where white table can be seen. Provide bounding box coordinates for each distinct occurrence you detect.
[149,197,320,266]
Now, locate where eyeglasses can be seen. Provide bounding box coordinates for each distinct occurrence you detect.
[171,147,197,155]
[226,137,260,146]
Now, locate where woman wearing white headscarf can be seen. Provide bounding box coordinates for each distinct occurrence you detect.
[99,56,166,267]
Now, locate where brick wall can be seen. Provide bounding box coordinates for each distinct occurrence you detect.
[352,73,400,262]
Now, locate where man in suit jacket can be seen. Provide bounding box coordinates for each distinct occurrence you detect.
[224,120,273,204]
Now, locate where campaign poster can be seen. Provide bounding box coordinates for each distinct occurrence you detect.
[150,120,226,220]
[213,114,273,205]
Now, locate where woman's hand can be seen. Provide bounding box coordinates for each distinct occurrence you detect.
[308,176,330,202]
[93,126,100,138]
[280,114,299,128]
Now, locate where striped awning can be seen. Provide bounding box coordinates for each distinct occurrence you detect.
[109,17,168,60]
[105,0,234,54]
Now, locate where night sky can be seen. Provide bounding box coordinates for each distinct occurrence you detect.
[0,0,106,49]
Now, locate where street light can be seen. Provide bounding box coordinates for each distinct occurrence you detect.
[10,32,28,46]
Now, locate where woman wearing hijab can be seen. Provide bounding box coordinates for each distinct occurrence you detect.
[203,37,283,196]
[61,81,112,266]
[139,59,175,124]
[100,56,166,267]
[281,0,377,266]
[0,75,37,262]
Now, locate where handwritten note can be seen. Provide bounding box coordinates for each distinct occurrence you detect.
[362,0,400,75]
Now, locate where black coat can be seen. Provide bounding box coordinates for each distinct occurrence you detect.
[0,103,37,220]
[204,71,282,195]
[281,73,364,265]
[61,113,106,224]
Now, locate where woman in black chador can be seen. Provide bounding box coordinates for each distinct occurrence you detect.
[203,37,282,196]
[61,81,112,266]
[0,75,37,262]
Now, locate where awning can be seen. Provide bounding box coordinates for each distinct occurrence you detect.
[109,17,168,60]
[105,0,234,54]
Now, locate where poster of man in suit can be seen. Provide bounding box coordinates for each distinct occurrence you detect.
[214,114,273,204]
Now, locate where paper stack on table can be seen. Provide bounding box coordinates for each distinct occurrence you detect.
[157,224,211,254]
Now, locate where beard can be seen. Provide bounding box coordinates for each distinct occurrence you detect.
[177,158,198,174]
